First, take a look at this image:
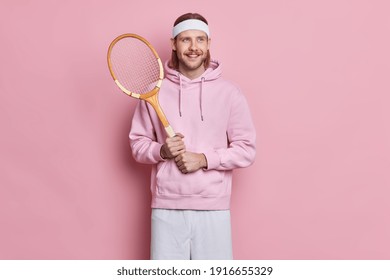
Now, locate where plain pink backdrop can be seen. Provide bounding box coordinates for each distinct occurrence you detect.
[1,0,389,259]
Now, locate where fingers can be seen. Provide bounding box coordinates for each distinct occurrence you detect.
[167,140,185,157]
[174,154,186,173]
[176,161,188,174]
[162,134,205,175]
[162,133,186,159]
[167,133,184,144]
[174,152,205,174]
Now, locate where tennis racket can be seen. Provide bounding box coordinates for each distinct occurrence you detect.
[107,33,175,137]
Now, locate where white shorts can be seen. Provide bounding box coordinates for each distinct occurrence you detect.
[151,209,233,260]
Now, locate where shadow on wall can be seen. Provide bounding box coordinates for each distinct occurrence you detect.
[118,107,153,259]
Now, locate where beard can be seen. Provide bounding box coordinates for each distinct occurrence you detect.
[177,50,208,72]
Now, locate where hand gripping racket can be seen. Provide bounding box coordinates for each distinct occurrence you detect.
[107,33,175,137]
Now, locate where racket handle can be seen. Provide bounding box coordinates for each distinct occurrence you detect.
[143,94,176,138]
[164,125,175,138]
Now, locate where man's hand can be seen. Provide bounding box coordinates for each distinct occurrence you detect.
[160,133,186,159]
[174,152,208,174]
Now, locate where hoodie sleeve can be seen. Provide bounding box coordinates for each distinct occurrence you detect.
[129,100,164,164]
[203,91,256,171]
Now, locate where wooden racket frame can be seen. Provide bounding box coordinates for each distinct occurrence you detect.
[107,33,175,137]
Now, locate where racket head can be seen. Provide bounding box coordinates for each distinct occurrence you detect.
[107,33,163,99]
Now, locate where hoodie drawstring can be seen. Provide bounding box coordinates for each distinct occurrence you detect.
[178,74,183,117]
[200,77,205,121]
[177,74,205,121]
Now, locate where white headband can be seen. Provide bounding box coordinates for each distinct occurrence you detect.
[172,19,210,38]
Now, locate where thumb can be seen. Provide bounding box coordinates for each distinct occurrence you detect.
[174,132,185,139]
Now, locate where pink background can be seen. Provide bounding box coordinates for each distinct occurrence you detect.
[1,0,389,259]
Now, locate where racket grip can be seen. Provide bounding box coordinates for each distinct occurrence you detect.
[164,125,175,138]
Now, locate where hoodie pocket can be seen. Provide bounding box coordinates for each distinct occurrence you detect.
[156,160,225,197]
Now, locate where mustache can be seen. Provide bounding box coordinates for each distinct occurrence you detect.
[185,50,203,55]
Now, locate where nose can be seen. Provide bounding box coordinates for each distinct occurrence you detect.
[189,39,198,51]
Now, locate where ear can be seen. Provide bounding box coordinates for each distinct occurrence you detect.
[207,38,211,50]
[171,38,177,51]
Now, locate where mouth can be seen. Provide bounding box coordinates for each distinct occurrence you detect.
[185,52,202,59]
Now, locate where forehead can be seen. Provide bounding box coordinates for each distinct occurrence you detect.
[176,29,208,39]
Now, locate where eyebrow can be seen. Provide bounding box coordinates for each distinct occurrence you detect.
[179,35,207,40]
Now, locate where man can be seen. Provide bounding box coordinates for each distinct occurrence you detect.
[129,12,256,260]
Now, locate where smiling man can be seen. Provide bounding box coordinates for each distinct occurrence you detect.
[129,13,256,260]
[171,30,210,79]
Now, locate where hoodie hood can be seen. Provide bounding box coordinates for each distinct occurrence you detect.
[164,59,222,120]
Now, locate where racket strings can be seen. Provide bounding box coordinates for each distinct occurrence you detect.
[110,38,160,94]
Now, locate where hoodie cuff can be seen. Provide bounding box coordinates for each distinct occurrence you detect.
[150,142,165,162]
[203,150,221,170]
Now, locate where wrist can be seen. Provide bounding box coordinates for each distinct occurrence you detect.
[201,153,208,169]
[160,145,167,159]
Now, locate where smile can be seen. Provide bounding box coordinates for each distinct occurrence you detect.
[185,52,202,59]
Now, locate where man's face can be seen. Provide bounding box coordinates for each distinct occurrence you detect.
[172,30,211,76]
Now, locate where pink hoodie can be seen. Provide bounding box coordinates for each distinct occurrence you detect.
[129,60,256,210]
